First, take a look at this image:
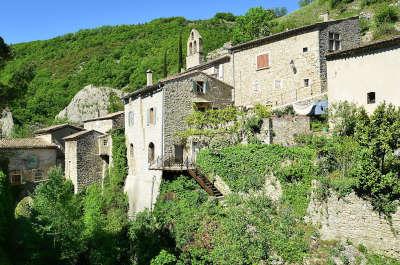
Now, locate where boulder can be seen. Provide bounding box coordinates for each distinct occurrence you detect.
[56,85,126,124]
[0,107,14,138]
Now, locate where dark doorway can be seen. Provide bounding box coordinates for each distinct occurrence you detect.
[174,145,184,164]
[148,142,155,164]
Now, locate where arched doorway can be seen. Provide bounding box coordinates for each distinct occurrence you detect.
[148,142,155,164]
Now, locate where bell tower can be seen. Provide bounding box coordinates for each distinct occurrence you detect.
[186,29,204,69]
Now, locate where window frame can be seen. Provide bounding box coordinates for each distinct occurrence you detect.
[304,78,310,87]
[328,32,341,51]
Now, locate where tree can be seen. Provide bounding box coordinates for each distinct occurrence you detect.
[214,12,236,22]
[0,170,13,261]
[298,0,313,7]
[163,49,168,78]
[232,7,278,44]
[31,167,84,264]
[355,103,400,174]
[177,32,183,73]
[0,36,11,67]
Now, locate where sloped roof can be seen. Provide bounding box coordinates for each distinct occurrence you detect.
[0,138,58,149]
[63,130,104,141]
[34,124,84,135]
[230,16,359,52]
[326,35,400,60]
[83,111,124,123]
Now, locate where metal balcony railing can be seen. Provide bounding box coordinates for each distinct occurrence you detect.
[150,155,195,171]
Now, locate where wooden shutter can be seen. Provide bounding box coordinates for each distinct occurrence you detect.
[192,81,197,93]
[257,54,269,70]
[203,81,209,93]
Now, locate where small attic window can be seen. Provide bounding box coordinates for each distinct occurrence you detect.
[303,47,308,52]
[304,79,310,87]
[367,92,376,104]
[193,81,208,94]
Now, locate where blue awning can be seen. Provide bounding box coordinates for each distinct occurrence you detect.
[312,100,328,115]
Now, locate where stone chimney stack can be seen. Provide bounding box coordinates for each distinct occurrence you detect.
[146,69,153,86]
[320,12,329,22]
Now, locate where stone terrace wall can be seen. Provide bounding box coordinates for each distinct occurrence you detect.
[307,180,400,259]
[258,115,310,146]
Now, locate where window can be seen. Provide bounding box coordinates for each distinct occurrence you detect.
[130,144,134,158]
[149,108,155,124]
[193,81,208,94]
[256,54,270,70]
[147,108,156,126]
[33,169,44,182]
[148,142,155,164]
[128,111,134,127]
[10,172,22,185]
[274,80,282,90]
[103,139,108,146]
[329,32,341,51]
[304,79,310,87]
[174,145,184,164]
[218,64,224,79]
[303,47,308,52]
[367,92,376,104]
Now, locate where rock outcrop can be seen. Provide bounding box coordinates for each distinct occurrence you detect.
[56,85,125,124]
[0,108,14,138]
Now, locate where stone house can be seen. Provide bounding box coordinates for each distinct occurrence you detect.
[0,138,58,186]
[229,17,360,109]
[327,36,400,114]
[123,66,233,214]
[63,111,125,193]
[0,124,84,186]
[64,130,105,193]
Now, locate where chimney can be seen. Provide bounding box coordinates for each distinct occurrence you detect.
[146,69,153,86]
[320,12,329,22]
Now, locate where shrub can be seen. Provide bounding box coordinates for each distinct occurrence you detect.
[329,0,354,9]
[374,4,399,24]
[329,101,364,136]
[150,250,177,265]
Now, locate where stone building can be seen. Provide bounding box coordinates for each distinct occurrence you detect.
[64,130,105,193]
[327,36,400,114]
[0,124,84,186]
[0,138,58,186]
[63,111,125,193]
[229,17,360,108]
[123,68,233,214]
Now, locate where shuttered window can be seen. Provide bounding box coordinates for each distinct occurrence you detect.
[257,54,270,70]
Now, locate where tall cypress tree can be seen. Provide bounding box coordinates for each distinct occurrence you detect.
[163,49,168,78]
[178,32,183,73]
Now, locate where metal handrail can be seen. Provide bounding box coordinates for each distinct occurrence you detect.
[151,155,195,170]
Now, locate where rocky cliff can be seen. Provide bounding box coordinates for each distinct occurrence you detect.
[0,108,14,138]
[56,85,126,124]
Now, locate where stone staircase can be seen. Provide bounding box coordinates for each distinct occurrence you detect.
[188,168,223,198]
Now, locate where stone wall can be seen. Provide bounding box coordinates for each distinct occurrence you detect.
[307,180,400,259]
[163,73,233,160]
[75,131,104,192]
[319,18,360,92]
[233,30,321,108]
[4,148,57,183]
[65,141,78,191]
[258,115,310,146]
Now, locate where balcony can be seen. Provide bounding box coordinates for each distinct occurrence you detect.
[149,155,195,171]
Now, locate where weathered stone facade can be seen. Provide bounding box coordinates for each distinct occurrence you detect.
[123,71,233,214]
[64,130,104,193]
[230,17,360,108]
[307,181,400,259]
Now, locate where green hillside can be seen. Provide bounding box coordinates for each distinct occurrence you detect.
[0,0,399,127]
[0,17,234,125]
